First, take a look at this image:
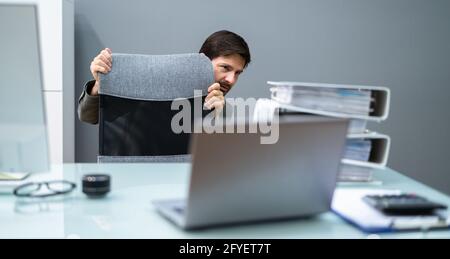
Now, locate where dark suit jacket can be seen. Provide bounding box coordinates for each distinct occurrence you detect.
[77,80,99,124]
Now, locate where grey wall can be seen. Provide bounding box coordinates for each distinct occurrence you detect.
[75,0,450,194]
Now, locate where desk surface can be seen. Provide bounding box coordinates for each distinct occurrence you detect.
[1,163,450,239]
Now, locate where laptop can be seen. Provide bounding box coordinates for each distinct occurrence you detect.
[153,115,349,229]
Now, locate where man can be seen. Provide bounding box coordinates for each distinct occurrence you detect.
[78,30,251,124]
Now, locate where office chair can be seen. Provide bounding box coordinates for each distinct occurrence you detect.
[98,53,214,163]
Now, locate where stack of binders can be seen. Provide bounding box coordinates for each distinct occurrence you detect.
[255,81,391,182]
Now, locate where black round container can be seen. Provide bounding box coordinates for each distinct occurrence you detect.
[82,174,111,198]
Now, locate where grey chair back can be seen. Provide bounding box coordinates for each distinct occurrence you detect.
[98,53,214,163]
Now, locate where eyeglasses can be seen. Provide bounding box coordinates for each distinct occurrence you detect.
[13,181,76,198]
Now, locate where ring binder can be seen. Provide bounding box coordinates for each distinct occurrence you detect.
[254,81,392,183]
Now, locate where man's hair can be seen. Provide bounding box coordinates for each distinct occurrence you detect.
[199,30,251,68]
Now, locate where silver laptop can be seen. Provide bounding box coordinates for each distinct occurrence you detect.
[153,115,349,229]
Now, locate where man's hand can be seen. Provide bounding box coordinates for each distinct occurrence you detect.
[89,48,112,96]
[204,83,225,115]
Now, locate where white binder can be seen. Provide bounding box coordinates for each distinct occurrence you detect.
[342,132,391,169]
[255,81,392,183]
[269,81,391,122]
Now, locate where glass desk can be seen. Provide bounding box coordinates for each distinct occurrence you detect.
[1,163,449,238]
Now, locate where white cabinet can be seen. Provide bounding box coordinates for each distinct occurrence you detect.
[2,0,75,163]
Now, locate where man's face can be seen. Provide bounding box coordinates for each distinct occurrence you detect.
[211,54,246,95]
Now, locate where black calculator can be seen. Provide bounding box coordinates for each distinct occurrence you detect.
[363,193,447,215]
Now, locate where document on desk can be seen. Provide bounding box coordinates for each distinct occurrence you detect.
[332,189,450,233]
